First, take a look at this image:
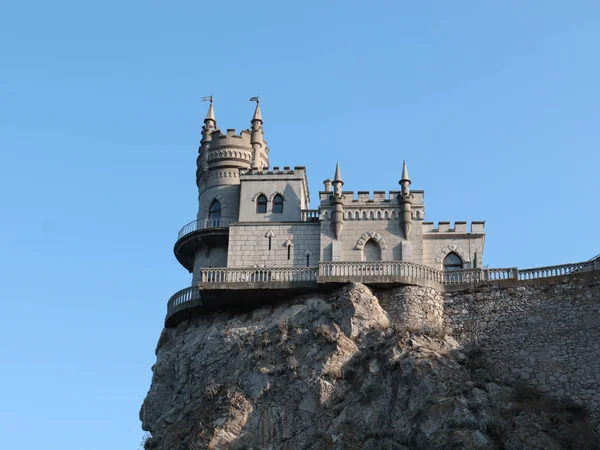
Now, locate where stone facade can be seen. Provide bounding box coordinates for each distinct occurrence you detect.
[183,101,486,282]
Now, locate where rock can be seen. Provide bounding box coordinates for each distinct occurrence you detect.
[140,283,600,450]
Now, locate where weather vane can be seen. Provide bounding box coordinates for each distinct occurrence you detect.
[201,95,213,103]
[249,95,260,104]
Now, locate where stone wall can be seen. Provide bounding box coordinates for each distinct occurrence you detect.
[227,222,320,267]
[444,272,600,427]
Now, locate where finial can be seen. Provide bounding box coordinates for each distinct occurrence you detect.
[400,160,411,183]
[333,161,343,184]
[250,96,262,123]
[202,95,215,122]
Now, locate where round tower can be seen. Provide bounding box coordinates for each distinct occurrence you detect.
[174,99,270,284]
[399,160,413,239]
[196,99,269,225]
[331,162,345,239]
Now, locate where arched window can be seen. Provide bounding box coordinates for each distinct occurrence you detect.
[363,239,381,261]
[256,194,267,214]
[443,252,463,271]
[209,200,221,223]
[272,194,284,213]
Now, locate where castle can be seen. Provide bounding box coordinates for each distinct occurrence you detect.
[173,99,485,299]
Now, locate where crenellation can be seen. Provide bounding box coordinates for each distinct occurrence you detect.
[438,222,451,232]
[182,101,485,300]
[454,221,467,232]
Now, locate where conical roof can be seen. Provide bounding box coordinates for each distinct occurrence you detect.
[205,99,215,122]
[252,101,262,122]
[401,160,411,182]
[333,161,343,184]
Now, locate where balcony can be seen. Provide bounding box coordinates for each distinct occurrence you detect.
[198,266,318,290]
[174,218,231,271]
[165,259,600,326]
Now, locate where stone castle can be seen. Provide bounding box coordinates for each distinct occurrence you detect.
[171,99,486,322]
[144,99,600,448]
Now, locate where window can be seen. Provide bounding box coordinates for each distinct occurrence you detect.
[272,194,284,213]
[268,236,272,251]
[443,252,463,271]
[306,254,310,267]
[256,194,267,214]
[209,200,221,224]
[363,239,381,261]
[287,245,291,260]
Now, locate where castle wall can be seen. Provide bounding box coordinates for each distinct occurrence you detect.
[238,168,309,223]
[191,245,228,284]
[198,184,241,222]
[227,222,320,267]
[444,273,600,429]
[318,216,425,264]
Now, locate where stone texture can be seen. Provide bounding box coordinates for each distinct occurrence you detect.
[141,280,600,450]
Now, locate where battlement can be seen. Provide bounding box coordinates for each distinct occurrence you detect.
[209,128,253,149]
[241,166,307,177]
[422,221,485,234]
[319,189,425,204]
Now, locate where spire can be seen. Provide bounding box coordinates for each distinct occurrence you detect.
[205,97,215,122]
[332,161,344,198]
[334,161,343,184]
[252,100,262,123]
[249,96,266,169]
[400,160,410,184]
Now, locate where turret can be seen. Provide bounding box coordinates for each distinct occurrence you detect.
[250,98,268,170]
[197,97,217,179]
[399,160,413,239]
[331,162,345,239]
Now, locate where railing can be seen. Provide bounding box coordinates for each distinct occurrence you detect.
[319,261,446,284]
[177,218,231,240]
[167,286,201,310]
[199,266,319,283]
[518,261,595,280]
[300,209,320,222]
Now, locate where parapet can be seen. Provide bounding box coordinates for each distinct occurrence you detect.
[241,166,307,177]
[318,189,424,205]
[423,221,485,234]
[210,129,253,149]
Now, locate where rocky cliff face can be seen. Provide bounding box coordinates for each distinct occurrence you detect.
[140,284,599,449]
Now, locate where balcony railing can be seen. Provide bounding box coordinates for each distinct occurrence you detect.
[199,266,318,284]
[518,261,595,280]
[177,218,231,240]
[167,286,201,310]
[319,261,446,284]
[300,209,320,222]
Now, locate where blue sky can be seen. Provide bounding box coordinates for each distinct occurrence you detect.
[1,1,599,448]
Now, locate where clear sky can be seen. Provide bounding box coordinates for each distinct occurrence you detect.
[1,1,599,449]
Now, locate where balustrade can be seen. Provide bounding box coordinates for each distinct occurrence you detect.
[177,218,231,240]
[518,262,594,280]
[199,267,318,284]
[167,286,201,310]
[300,209,320,222]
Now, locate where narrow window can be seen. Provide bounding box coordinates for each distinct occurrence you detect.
[256,194,267,214]
[287,245,291,260]
[268,236,272,251]
[272,194,284,213]
[306,254,310,267]
[209,199,221,225]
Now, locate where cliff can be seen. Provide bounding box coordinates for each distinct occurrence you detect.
[140,282,600,450]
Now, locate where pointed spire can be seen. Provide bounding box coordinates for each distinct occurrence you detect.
[252,100,262,123]
[334,161,343,184]
[205,97,215,122]
[401,160,410,183]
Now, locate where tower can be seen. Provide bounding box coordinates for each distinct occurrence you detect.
[331,162,344,239]
[399,160,413,239]
[175,99,271,283]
